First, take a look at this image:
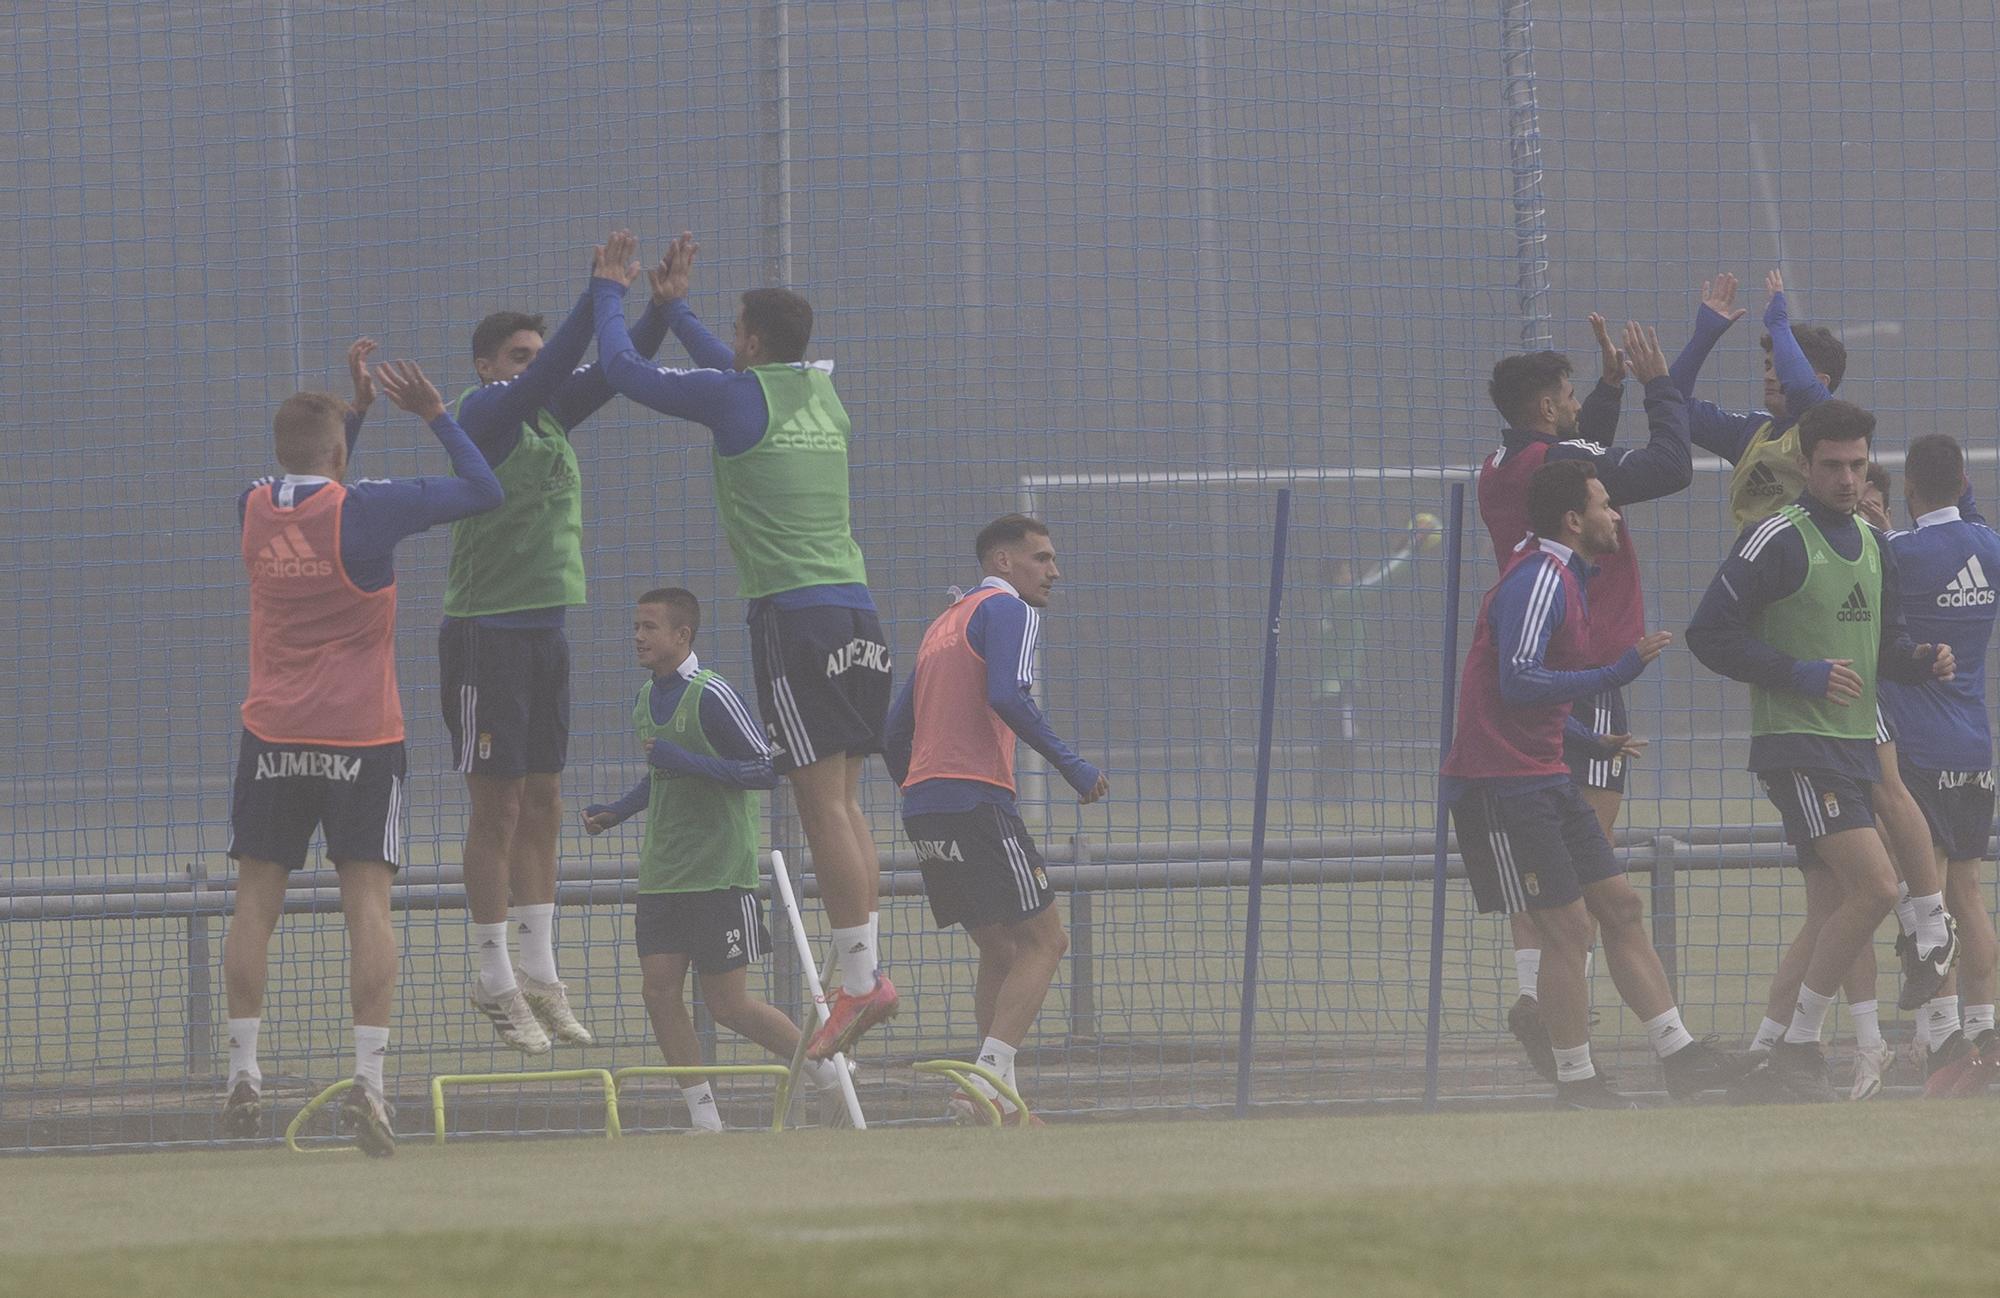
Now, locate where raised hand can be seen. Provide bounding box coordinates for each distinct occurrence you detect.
[649,231,698,305]
[1766,268,1785,298]
[1622,321,1669,384]
[592,228,641,288]
[1701,273,1747,323]
[347,337,378,412]
[375,360,446,421]
[1635,630,1674,665]
[1857,492,1892,532]
[1589,313,1627,385]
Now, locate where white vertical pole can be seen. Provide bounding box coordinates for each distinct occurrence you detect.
[273,0,306,387]
[771,852,866,1129]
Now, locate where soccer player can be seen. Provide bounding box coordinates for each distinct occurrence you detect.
[1875,437,2000,1096]
[1477,318,1693,1081]
[1686,400,1956,1103]
[882,516,1108,1125]
[1669,269,1843,528]
[443,242,683,1054]
[1676,270,1957,1026]
[1312,516,1440,800]
[1442,460,1747,1107]
[590,230,899,1062]
[222,353,503,1155]
[581,589,851,1130]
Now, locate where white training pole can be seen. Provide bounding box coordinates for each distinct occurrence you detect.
[771,851,866,1130]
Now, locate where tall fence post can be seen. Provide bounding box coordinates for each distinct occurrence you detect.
[1068,834,1096,1043]
[1234,488,1291,1118]
[1500,0,1553,350]
[185,861,213,1077]
[1423,481,1470,1112]
[1650,834,1681,1003]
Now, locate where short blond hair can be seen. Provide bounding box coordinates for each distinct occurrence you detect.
[273,391,350,473]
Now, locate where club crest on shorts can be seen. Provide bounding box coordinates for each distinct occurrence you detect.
[1523,873,1540,897]
[1822,790,1840,820]
[1034,866,1049,889]
[478,732,493,761]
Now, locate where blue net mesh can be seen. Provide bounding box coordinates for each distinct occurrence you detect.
[5,1,1999,1148]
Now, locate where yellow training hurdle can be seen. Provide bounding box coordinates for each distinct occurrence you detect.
[913,1059,1032,1127]
[430,1069,622,1146]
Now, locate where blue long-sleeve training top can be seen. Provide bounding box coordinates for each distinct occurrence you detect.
[589,280,872,616]
[1880,485,2000,771]
[588,653,777,825]
[449,290,673,628]
[1519,375,1693,507]
[1666,292,1833,464]
[883,576,1101,814]
[237,407,503,591]
[1438,539,1649,802]
[1685,489,1930,780]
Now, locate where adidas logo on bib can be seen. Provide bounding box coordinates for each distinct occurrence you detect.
[1836,583,1871,622]
[1937,555,1996,607]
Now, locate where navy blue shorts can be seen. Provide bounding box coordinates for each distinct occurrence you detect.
[1564,686,1628,793]
[906,803,1054,930]
[1759,767,1877,867]
[1899,760,1995,862]
[634,889,771,974]
[229,731,406,870]
[749,603,891,774]
[1451,782,1621,914]
[438,620,571,777]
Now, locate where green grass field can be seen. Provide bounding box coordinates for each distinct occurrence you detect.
[5,1103,1997,1298]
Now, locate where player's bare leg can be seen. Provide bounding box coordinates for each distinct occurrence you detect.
[971,927,1018,1040]
[954,909,1067,1124]
[463,774,550,1053]
[1582,873,1749,1098]
[798,754,899,1060]
[219,859,290,1137]
[1525,899,1621,1105]
[1927,856,1997,1095]
[510,773,589,1043]
[1761,828,1898,1102]
[1756,868,1842,1048]
[641,954,722,1130]
[1876,741,1957,1008]
[335,860,398,1155]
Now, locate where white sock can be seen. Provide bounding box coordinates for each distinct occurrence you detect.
[1785,984,1835,1044]
[975,1036,1019,1104]
[472,921,515,997]
[1895,882,1917,937]
[1751,1016,1787,1052]
[681,1082,724,1131]
[1513,948,1540,1000]
[1553,1042,1595,1082]
[1911,892,1949,953]
[227,1017,262,1089]
[1964,1003,1996,1040]
[510,903,558,984]
[354,1025,389,1099]
[1642,1008,1695,1059]
[1924,995,1962,1048]
[1849,999,1885,1051]
[868,911,881,970]
[804,1058,843,1092]
[1915,1009,1933,1051]
[1583,949,1595,984]
[833,924,877,996]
